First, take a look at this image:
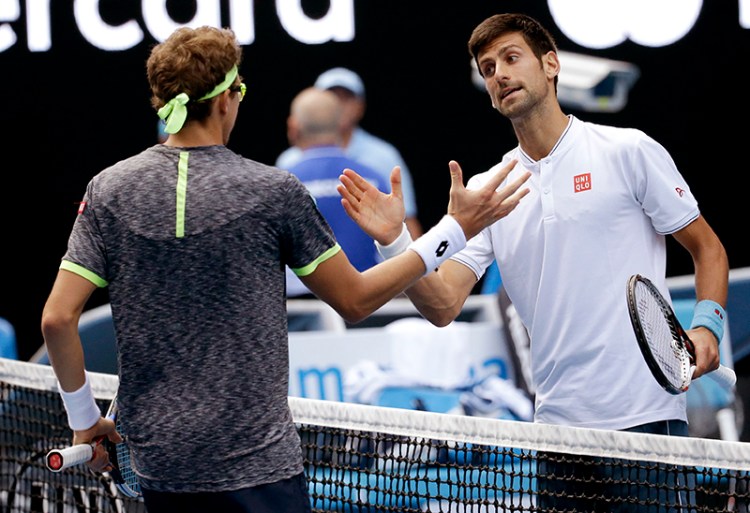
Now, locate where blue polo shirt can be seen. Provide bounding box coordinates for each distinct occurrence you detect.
[286,145,387,296]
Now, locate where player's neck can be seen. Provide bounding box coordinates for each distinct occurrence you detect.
[163,120,226,148]
[513,105,570,161]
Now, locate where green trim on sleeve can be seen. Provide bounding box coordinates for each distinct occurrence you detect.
[292,244,342,277]
[176,151,189,238]
[60,261,109,288]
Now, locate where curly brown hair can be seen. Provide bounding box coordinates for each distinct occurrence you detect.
[147,26,243,124]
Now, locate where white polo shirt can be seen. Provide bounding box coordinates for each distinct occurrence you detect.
[452,116,699,429]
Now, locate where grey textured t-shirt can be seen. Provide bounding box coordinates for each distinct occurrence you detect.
[61,144,338,492]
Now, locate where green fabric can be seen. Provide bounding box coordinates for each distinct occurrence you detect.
[292,244,342,276]
[60,260,108,287]
[157,66,239,135]
[175,151,189,238]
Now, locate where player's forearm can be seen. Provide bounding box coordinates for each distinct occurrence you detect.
[343,255,469,328]
[405,278,464,327]
[41,314,87,392]
[330,221,468,324]
[369,218,473,326]
[689,234,728,361]
[42,320,101,430]
[330,251,429,324]
[692,248,729,307]
[674,216,728,306]
[402,259,476,327]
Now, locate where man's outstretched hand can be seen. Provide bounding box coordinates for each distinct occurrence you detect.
[339,160,530,244]
[447,159,530,240]
[338,165,406,245]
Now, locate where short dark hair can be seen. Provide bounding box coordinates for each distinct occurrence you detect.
[468,13,558,86]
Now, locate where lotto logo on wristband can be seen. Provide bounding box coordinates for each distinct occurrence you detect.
[410,215,467,276]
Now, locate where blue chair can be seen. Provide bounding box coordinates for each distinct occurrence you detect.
[0,317,17,359]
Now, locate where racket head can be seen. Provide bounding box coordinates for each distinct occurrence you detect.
[104,399,142,498]
[627,274,694,395]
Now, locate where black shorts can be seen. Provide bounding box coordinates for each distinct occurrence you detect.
[141,472,312,513]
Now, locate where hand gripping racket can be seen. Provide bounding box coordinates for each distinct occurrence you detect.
[626,274,737,395]
[45,396,141,498]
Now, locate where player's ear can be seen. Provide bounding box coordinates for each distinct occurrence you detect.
[542,51,560,81]
[218,89,232,114]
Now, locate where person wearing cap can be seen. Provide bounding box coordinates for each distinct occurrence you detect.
[276,67,424,238]
[40,25,531,513]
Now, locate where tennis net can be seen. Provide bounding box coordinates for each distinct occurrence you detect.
[2,357,749,512]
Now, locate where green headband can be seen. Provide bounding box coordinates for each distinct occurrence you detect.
[157,65,239,135]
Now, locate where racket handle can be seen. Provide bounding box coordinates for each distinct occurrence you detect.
[46,442,95,472]
[707,365,737,390]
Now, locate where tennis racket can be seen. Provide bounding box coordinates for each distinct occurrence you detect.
[626,274,737,395]
[45,395,141,498]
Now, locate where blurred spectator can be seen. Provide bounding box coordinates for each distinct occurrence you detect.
[276,67,423,237]
[284,87,388,298]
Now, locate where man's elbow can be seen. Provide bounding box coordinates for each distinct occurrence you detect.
[40,308,77,341]
[421,309,455,328]
[332,302,371,325]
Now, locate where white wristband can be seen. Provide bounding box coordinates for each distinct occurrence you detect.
[375,223,412,260]
[408,215,467,275]
[58,372,101,431]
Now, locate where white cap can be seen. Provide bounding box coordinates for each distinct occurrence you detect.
[314,67,365,98]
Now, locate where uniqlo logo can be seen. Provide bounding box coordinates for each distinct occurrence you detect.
[574,173,591,193]
[77,201,87,214]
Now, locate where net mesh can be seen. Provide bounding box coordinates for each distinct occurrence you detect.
[2,357,749,512]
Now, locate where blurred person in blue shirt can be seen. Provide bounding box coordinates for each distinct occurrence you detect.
[284,87,389,298]
[276,67,423,238]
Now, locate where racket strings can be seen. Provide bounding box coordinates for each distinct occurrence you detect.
[105,399,141,498]
[113,416,141,497]
[635,282,692,390]
[116,438,139,490]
